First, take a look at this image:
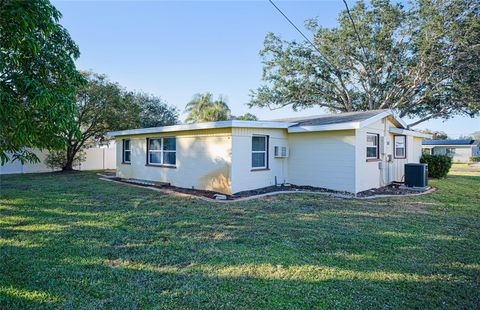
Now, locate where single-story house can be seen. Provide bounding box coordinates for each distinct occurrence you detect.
[107,109,430,195]
[422,139,480,163]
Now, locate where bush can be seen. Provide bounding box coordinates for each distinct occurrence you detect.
[45,149,86,170]
[420,154,452,178]
[470,156,480,162]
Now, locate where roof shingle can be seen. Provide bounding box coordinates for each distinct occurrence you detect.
[269,110,388,127]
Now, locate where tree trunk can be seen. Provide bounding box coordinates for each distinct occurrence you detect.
[62,145,76,171]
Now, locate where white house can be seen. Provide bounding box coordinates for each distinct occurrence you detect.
[107,110,430,195]
[422,139,480,163]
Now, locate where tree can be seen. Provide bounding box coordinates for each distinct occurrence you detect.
[232,113,258,121]
[45,149,86,171]
[420,129,449,140]
[47,72,179,171]
[0,0,83,164]
[128,92,179,128]
[184,93,231,123]
[55,72,131,170]
[249,0,480,128]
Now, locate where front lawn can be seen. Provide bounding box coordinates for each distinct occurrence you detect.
[1,170,479,308]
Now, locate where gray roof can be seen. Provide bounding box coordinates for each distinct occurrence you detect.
[269,110,388,127]
[423,139,475,146]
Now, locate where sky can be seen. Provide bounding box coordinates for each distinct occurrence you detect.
[53,0,479,138]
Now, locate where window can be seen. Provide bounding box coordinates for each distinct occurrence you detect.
[122,139,131,163]
[252,135,268,169]
[366,133,379,160]
[147,137,176,166]
[394,135,406,158]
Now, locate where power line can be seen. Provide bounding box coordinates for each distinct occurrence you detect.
[268,0,322,56]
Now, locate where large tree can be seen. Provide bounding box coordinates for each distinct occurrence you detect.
[128,92,179,128]
[51,72,178,171]
[249,0,480,127]
[0,0,83,164]
[184,93,231,123]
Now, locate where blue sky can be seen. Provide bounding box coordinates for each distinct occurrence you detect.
[54,0,478,137]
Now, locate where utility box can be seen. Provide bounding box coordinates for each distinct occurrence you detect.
[404,163,428,187]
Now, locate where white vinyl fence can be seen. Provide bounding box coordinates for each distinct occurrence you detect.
[0,143,116,175]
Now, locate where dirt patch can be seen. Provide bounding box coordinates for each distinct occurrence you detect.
[357,183,426,197]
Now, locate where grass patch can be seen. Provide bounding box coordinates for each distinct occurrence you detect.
[0,170,479,308]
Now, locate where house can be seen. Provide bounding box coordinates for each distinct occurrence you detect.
[422,139,480,163]
[107,110,430,195]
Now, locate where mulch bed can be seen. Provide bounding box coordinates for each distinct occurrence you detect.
[232,185,351,199]
[356,182,424,197]
[106,177,230,200]
[103,175,428,200]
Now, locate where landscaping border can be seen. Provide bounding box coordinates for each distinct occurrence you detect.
[99,176,436,203]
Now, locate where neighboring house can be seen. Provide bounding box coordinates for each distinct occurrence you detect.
[422,139,480,163]
[0,143,116,175]
[107,110,430,195]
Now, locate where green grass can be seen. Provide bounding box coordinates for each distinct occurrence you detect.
[451,163,480,171]
[1,170,479,309]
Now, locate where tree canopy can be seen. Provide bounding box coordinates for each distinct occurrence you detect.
[233,113,258,121]
[128,92,178,128]
[249,0,480,127]
[48,72,179,170]
[420,129,449,140]
[0,0,84,164]
[184,93,231,123]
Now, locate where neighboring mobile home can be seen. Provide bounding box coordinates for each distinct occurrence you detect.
[107,110,430,195]
[422,139,480,163]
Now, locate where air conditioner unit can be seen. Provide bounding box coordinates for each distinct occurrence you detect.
[274,146,289,158]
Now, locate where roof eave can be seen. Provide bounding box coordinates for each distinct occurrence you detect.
[389,127,432,138]
[107,120,296,137]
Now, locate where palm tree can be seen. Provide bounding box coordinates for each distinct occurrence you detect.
[184,93,231,123]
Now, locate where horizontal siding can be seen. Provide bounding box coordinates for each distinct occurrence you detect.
[287,130,356,193]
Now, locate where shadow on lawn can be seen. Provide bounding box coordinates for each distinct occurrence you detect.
[0,172,479,308]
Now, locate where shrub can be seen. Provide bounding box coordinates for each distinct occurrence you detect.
[470,156,480,162]
[420,154,452,178]
[45,149,86,170]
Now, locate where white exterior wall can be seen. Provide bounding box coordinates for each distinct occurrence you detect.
[116,128,233,194]
[230,128,288,193]
[287,130,356,193]
[355,119,424,191]
[355,119,389,192]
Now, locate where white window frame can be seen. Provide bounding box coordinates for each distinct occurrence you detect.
[394,135,407,159]
[122,139,131,164]
[251,135,268,170]
[147,137,176,166]
[366,133,379,160]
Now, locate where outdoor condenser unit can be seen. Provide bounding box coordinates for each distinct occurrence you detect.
[404,163,428,187]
